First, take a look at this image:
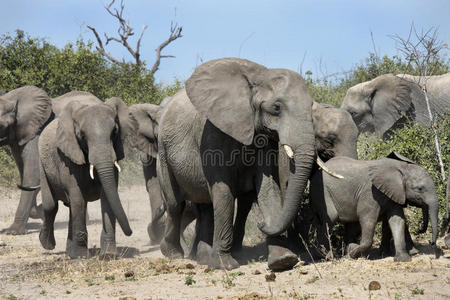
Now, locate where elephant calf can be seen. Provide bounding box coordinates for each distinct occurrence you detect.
[310,152,439,262]
[38,92,134,258]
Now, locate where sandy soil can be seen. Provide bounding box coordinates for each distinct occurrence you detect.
[1,185,450,300]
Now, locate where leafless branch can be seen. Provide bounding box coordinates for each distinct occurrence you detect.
[87,0,182,74]
[150,17,183,74]
[390,23,447,181]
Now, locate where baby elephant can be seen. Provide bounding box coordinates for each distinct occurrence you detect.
[310,152,439,262]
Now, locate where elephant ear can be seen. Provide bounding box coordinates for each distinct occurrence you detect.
[129,103,160,158]
[56,101,86,165]
[12,86,52,146]
[105,97,137,161]
[368,160,406,205]
[185,58,267,145]
[368,75,413,136]
[386,151,416,164]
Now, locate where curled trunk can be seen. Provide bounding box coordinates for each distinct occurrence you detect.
[96,161,132,236]
[259,124,315,236]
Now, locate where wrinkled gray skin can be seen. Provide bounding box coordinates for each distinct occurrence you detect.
[341,73,450,252]
[38,92,134,258]
[341,73,450,137]
[310,153,439,262]
[232,101,360,265]
[129,100,196,249]
[0,86,53,235]
[156,58,316,270]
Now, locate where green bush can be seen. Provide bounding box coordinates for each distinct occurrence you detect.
[0,30,184,187]
[357,116,450,234]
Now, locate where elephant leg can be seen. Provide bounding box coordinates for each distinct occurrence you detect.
[6,137,41,234]
[66,189,88,259]
[144,160,166,245]
[160,200,185,259]
[208,182,239,270]
[190,203,213,261]
[100,192,117,258]
[380,218,393,256]
[232,192,254,252]
[387,209,411,262]
[348,214,377,259]
[39,174,58,250]
[344,222,360,245]
[404,223,419,255]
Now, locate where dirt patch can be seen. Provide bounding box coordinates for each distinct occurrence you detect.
[1,186,450,299]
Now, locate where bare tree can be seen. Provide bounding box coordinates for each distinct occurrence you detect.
[391,24,447,181]
[87,0,182,73]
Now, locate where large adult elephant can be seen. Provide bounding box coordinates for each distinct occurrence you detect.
[38,92,134,258]
[341,73,450,137]
[0,86,53,234]
[156,58,318,270]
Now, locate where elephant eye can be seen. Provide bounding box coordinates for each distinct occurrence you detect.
[272,102,281,115]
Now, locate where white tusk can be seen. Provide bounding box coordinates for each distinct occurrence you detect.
[283,145,294,158]
[114,161,121,173]
[89,164,95,180]
[316,157,344,179]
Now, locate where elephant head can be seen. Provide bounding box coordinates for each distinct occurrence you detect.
[368,152,439,246]
[341,74,426,137]
[56,96,136,236]
[312,102,358,161]
[129,103,162,160]
[185,58,316,236]
[0,86,52,146]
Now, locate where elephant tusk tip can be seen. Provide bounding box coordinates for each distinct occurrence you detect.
[283,144,294,158]
[114,161,122,173]
[316,157,345,179]
[89,164,95,180]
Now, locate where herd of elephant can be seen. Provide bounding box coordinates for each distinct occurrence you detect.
[1,58,449,271]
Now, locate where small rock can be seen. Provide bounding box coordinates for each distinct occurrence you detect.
[185,263,195,269]
[124,271,135,278]
[119,297,136,300]
[0,240,6,247]
[265,272,276,282]
[368,281,381,291]
[253,270,261,275]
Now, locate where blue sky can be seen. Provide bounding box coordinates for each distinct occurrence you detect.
[1,0,449,84]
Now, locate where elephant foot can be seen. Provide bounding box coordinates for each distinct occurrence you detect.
[4,222,27,235]
[160,238,184,259]
[267,244,298,271]
[409,247,419,256]
[100,237,117,259]
[445,235,450,249]
[30,204,44,220]
[66,240,89,259]
[39,227,56,250]
[147,221,164,245]
[394,253,412,262]
[196,241,239,270]
[347,243,361,259]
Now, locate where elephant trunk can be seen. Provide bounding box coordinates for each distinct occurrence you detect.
[259,121,315,237]
[429,201,438,246]
[95,161,132,236]
[418,206,429,234]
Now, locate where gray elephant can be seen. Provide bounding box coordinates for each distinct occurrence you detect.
[155,58,320,270]
[38,91,134,258]
[232,101,359,263]
[0,86,53,234]
[341,73,450,137]
[310,152,439,262]
[129,101,197,249]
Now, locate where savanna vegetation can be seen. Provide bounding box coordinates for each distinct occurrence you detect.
[0,29,449,238]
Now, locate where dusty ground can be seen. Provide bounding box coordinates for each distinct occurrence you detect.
[1,185,450,300]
